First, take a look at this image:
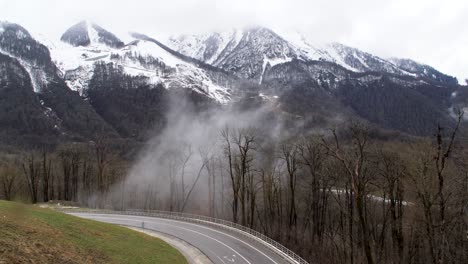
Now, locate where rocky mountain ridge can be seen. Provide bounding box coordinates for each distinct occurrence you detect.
[0,20,466,148]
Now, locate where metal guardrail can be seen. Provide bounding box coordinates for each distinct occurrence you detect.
[57,208,309,264]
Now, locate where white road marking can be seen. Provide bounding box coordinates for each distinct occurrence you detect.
[80,215,252,264]
[223,255,236,262]
[151,216,280,264]
[207,249,227,264]
[79,214,280,264]
[164,224,252,264]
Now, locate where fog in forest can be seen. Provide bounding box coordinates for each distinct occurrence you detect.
[106,95,284,214]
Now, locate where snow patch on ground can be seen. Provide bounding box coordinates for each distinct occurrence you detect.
[259,54,293,84]
[358,75,382,83]
[87,22,100,44]
[16,30,27,40]
[63,66,94,95]
[38,99,64,132]
[0,48,49,93]
[205,81,231,104]
[259,92,279,101]
[130,40,184,68]
[22,62,48,93]
[265,56,293,67]
[330,188,412,206]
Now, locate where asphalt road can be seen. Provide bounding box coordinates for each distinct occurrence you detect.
[71,213,292,264]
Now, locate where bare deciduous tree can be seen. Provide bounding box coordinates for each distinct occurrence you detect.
[0,163,17,200]
[22,152,40,203]
[322,123,375,264]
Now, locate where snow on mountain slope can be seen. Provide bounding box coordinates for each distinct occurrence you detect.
[123,38,232,103]
[0,47,49,93]
[279,31,408,74]
[273,30,352,68]
[169,27,297,82]
[388,57,458,85]
[0,22,51,93]
[60,21,124,48]
[168,26,464,91]
[41,22,232,103]
[168,29,243,65]
[168,28,417,79]
[324,42,412,75]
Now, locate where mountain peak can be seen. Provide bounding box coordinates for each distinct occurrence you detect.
[60,21,124,48]
[0,21,32,40]
[167,26,297,81]
[60,21,90,47]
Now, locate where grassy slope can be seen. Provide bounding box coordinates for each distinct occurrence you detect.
[0,200,187,264]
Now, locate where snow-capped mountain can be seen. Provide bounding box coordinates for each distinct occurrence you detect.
[60,21,124,48]
[45,21,233,103]
[167,26,466,134]
[168,27,458,85]
[0,21,117,142]
[0,21,55,93]
[169,27,297,83]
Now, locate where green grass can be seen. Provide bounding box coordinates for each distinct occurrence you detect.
[0,200,187,264]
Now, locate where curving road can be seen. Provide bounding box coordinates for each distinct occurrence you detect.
[71,213,291,264]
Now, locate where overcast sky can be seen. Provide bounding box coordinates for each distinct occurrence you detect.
[1,0,467,83]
